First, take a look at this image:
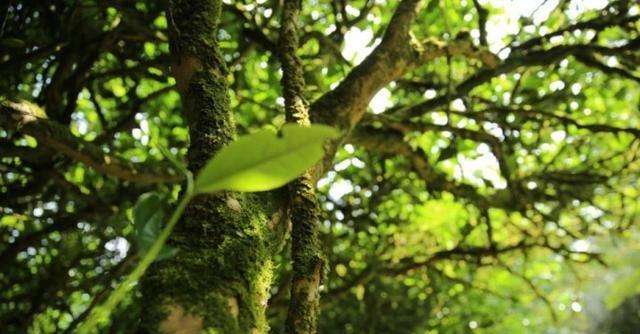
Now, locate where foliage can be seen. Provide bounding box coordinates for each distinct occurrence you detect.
[1,0,639,333]
[73,123,333,333]
[194,124,337,193]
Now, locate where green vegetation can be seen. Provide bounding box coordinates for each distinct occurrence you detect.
[1,0,639,333]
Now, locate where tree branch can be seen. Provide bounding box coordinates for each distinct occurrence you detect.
[472,0,488,47]
[347,125,517,211]
[278,1,324,332]
[0,100,183,183]
[311,0,497,130]
[401,37,640,118]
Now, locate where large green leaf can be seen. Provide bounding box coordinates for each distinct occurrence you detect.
[194,124,338,193]
[133,193,177,261]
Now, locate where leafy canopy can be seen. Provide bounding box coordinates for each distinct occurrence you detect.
[0,0,639,333]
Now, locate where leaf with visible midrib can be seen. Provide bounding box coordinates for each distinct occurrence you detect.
[194,124,338,193]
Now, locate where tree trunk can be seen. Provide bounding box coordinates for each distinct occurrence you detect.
[139,1,284,332]
[277,1,324,333]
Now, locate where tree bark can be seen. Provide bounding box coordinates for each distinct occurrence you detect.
[139,1,283,333]
[278,1,324,333]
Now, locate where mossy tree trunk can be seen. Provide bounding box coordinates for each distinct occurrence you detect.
[139,1,285,333]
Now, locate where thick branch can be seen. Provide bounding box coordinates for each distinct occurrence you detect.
[311,0,497,130]
[311,0,423,129]
[307,0,497,183]
[278,1,323,333]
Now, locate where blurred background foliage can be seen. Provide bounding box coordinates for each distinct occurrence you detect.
[1,0,639,333]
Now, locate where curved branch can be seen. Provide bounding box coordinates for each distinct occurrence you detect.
[311,0,497,130]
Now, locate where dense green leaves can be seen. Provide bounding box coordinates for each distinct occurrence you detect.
[194,124,338,193]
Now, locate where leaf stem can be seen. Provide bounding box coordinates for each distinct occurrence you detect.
[76,172,194,334]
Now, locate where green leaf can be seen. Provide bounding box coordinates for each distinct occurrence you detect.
[194,124,338,193]
[133,193,177,261]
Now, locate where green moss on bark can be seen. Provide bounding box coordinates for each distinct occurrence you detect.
[284,178,324,334]
[140,1,279,333]
[141,193,278,333]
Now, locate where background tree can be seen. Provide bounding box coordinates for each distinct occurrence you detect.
[1,0,639,333]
